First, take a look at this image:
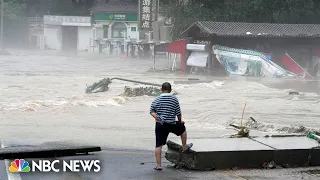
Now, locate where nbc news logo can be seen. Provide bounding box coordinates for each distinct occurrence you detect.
[9,159,101,173]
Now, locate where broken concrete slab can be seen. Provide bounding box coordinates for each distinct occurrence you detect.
[165,138,274,170]
[252,137,320,167]
[165,137,320,170]
[252,137,319,150]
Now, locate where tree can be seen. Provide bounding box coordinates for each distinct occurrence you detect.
[2,0,26,22]
[166,0,215,39]
[165,0,320,39]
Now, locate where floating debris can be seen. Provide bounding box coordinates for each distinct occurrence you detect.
[231,128,250,138]
[289,91,300,95]
[86,78,111,94]
[0,49,11,55]
[86,78,178,96]
[120,86,178,97]
[242,117,320,135]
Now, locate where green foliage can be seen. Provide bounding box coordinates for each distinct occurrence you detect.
[166,0,215,39]
[165,0,320,39]
[2,0,26,21]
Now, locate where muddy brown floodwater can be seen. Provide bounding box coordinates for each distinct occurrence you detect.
[0,51,319,150]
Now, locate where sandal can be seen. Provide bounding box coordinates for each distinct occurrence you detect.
[154,167,162,171]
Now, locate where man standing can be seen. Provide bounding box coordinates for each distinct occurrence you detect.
[150,82,193,170]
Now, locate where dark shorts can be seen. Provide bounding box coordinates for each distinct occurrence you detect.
[155,121,186,148]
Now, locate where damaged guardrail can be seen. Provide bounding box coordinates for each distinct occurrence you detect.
[86,78,162,94]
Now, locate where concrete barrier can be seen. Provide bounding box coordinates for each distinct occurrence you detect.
[165,137,320,170]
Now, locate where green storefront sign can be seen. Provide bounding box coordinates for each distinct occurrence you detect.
[93,13,137,22]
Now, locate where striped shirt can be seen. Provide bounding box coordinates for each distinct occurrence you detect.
[150,93,181,124]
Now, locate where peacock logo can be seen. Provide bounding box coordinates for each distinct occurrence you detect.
[9,159,31,173]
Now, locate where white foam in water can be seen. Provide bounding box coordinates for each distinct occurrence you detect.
[291,97,300,101]
[0,96,126,111]
[212,81,225,87]
[190,81,226,90]
[174,84,191,90]
[185,118,226,130]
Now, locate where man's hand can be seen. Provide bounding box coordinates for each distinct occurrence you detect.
[151,112,163,124]
[180,120,185,124]
[156,119,164,125]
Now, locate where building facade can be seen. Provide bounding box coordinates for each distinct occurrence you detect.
[182,21,320,77]
[43,15,92,51]
[28,17,44,49]
[91,0,139,42]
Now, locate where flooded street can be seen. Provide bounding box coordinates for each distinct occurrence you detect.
[0,51,320,151]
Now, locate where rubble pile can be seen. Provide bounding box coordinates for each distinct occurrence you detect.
[86,78,111,94]
[243,118,320,135]
[120,86,178,97]
[86,78,178,97]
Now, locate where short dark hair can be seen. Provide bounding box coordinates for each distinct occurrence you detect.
[161,82,171,91]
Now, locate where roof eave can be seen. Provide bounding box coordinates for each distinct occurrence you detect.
[181,22,198,36]
[214,34,320,39]
[91,10,138,14]
[181,21,213,36]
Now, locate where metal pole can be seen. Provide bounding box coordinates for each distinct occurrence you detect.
[0,0,3,48]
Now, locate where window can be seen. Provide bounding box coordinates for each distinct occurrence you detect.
[103,25,109,38]
[131,27,137,32]
[112,22,127,38]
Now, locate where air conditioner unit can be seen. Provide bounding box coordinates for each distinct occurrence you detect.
[39,35,45,50]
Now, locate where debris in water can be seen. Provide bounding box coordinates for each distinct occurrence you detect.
[86,78,112,94]
[120,86,178,97]
[121,86,160,97]
[243,117,320,135]
[0,49,11,55]
[231,128,250,138]
[289,91,300,95]
[86,78,178,96]
[250,117,257,123]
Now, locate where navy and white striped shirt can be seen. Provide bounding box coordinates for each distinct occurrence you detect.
[150,93,181,124]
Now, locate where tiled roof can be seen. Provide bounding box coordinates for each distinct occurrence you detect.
[91,1,138,14]
[183,21,320,38]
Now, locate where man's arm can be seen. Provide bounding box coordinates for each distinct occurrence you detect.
[150,100,162,123]
[177,114,182,122]
[175,98,183,122]
[150,101,157,119]
[150,112,157,119]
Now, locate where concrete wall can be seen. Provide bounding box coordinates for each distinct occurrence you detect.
[44,25,61,50]
[152,20,172,42]
[78,27,93,51]
[45,25,93,51]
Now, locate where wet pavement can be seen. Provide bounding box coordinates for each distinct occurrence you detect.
[0,149,319,180]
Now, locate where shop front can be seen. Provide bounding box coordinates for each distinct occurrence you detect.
[43,15,92,52]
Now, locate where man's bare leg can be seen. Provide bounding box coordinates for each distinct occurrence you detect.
[155,146,162,168]
[181,131,187,150]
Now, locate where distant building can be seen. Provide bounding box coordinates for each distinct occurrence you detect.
[91,0,139,41]
[43,15,92,52]
[28,17,44,49]
[182,21,320,76]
